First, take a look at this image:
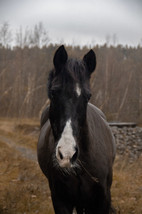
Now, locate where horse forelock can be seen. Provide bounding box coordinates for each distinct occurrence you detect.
[48,58,88,92]
[65,59,87,83]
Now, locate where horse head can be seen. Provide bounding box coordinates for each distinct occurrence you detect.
[48,45,96,169]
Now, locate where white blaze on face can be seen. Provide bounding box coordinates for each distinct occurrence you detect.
[56,119,76,168]
[76,83,81,97]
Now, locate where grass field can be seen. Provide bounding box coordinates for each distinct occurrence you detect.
[0,118,142,214]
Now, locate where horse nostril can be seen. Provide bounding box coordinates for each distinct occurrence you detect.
[58,149,64,160]
[71,147,78,163]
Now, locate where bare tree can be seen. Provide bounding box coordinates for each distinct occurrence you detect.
[29,22,49,47]
[16,26,31,48]
[0,22,12,47]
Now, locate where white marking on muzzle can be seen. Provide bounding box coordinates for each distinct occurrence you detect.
[76,83,81,96]
[56,119,76,168]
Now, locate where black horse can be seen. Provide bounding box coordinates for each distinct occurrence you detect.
[37,45,116,214]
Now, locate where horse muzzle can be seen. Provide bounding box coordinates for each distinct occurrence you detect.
[56,146,78,168]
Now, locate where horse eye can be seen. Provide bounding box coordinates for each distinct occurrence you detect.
[50,90,59,99]
[88,93,92,100]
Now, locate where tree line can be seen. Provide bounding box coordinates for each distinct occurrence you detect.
[0,23,142,123]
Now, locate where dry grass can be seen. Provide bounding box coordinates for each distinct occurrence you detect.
[0,118,40,150]
[0,118,142,213]
[0,140,54,214]
[0,118,54,214]
[112,155,142,214]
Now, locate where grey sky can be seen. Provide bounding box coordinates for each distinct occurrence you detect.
[0,0,142,46]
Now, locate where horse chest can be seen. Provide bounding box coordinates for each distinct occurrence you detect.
[51,171,97,202]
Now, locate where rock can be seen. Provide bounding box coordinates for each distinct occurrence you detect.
[111,126,142,162]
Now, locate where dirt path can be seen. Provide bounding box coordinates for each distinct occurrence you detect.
[0,135,37,162]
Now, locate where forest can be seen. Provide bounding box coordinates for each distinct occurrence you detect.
[0,22,142,123]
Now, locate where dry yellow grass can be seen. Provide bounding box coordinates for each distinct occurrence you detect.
[112,155,142,214]
[0,140,54,214]
[0,118,142,214]
[0,118,54,214]
[0,118,39,150]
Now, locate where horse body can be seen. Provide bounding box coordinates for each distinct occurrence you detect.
[37,46,116,214]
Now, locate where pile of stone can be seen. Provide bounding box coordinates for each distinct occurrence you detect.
[110,125,142,162]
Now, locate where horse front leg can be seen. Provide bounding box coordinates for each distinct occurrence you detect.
[51,194,74,214]
[85,200,110,214]
[85,188,111,214]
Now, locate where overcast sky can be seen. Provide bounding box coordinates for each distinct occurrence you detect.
[0,0,142,46]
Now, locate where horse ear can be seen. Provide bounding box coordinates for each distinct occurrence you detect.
[83,50,96,75]
[53,45,68,72]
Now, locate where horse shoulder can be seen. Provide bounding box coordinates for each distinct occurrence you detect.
[87,103,116,163]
